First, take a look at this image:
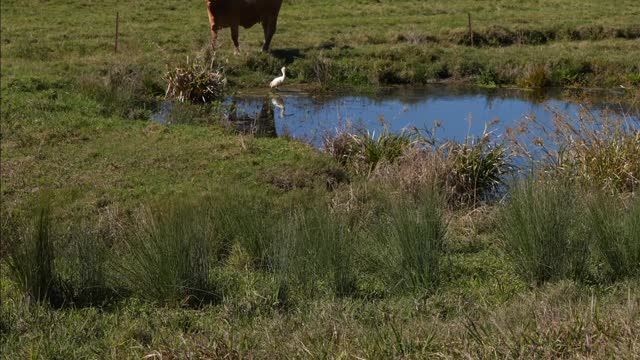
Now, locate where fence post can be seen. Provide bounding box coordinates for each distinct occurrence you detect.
[468,13,474,46]
[115,12,120,53]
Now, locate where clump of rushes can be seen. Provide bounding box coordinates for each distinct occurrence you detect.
[500,179,587,285]
[509,106,640,193]
[449,130,514,205]
[112,200,223,306]
[324,127,415,175]
[365,190,447,292]
[587,192,640,280]
[372,127,514,207]
[5,206,62,306]
[276,204,357,297]
[164,52,226,104]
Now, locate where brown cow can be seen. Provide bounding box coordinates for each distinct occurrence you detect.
[206,0,283,54]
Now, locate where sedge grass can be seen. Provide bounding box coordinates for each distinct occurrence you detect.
[112,200,223,305]
[366,190,447,292]
[500,179,588,285]
[276,203,357,297]
[587,192,640,280]
[5,206,60,305]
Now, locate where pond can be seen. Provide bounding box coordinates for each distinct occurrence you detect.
[154,85,636,148]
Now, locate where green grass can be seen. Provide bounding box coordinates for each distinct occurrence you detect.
[112,199,225,305]
[500,179,587,284]
[587,192,640,281]
[2,0,639,94]
[2,0,640,357]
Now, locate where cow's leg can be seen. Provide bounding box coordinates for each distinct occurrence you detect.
[262,18,278,52]
[206,1,219,48]
[231,25,240,55]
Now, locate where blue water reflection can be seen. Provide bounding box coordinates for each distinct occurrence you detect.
[227,86,634,147]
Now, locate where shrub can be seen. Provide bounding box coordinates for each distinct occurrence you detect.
[587,192,640,280]
[500,180,587,284]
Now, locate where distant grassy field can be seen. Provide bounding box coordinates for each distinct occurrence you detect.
[2,0,640,90]
[2,1,640,358]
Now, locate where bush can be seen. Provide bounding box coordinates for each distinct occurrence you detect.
[500,180,587,284]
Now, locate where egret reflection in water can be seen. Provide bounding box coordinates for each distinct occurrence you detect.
[226,97,278,137]
[271,95,286,119]
[153,86,636,148]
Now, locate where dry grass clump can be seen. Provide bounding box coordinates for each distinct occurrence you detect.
[509,105,640,192]
[323,128,415,175]
[371,129,513,206]
[164,54,226,104]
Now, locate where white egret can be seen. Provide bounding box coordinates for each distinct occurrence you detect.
[270,67,286,89]
[271,96,285,118]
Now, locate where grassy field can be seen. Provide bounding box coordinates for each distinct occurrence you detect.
[2,0,640,90]
[2,0,640,358]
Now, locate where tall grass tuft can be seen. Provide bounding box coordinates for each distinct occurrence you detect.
[164,53,226,104]
[449,131,514,205]
[587,193,640,280]
[500,180,587,284]
[276,204,357,297]
[112,200,223,305]
[55,225,114,307]
[214,193,278,270]
[324,128,414,175]
[5,206,62,305]
[366,190,446,292]
[372,127,513,207]
[509,106,640,193]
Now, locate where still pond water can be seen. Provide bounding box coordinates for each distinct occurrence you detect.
[154,86,636,147]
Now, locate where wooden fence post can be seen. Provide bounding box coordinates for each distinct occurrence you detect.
[468,13,474,46]
[115,12,120,53]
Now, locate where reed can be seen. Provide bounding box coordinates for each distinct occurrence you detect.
[509,105,640,193]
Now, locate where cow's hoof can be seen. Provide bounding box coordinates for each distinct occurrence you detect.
[233,47,241,56]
